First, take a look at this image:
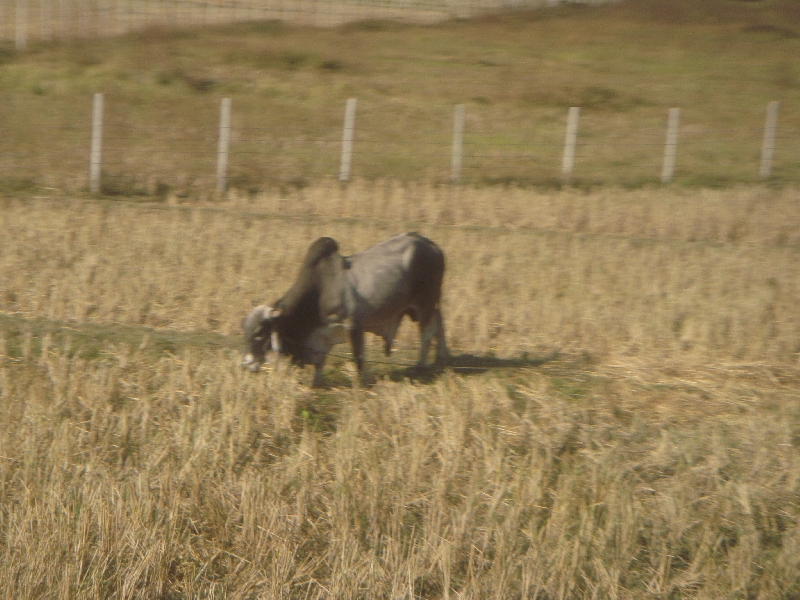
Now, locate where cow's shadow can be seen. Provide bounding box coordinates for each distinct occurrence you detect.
[380,350,560,384]
[298,350,560,432]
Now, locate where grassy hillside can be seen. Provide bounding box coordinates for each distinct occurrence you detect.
[0,0,799,191]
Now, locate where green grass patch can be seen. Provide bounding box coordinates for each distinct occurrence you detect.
[0,312,239,363]
[0,0,798,190]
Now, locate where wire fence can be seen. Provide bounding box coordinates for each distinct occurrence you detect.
[1,92,799,196]
[2,1,796,194]
[0,0,591,46]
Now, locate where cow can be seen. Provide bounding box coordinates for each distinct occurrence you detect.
[241,232,448,386]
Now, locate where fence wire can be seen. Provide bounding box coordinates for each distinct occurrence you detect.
[1,0,566,44]
[1,92,798,194]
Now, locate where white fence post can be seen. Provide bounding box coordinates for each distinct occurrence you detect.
[339,98,357,182]
[451,104,465,184]
[40,0,50,41]
[216,97,232,195]
[661,107,680,184]
[59,0,67,41]
[562,106,580,182]
[760,100,779,179]
[116,0,125,35]
[78,0,88,37]
[15,0,27,50]
[89,93,104,194]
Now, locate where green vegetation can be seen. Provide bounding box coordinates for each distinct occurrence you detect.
[0,0,799,191]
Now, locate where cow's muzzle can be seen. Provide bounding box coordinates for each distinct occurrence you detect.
[241,353,262,372]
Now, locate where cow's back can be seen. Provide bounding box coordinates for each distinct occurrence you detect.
[345,232,444,325]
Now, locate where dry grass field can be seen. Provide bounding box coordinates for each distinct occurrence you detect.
[3,182,800,360]
[1,183,800,598]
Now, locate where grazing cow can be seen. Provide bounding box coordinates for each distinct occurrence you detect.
[241,232,448,385]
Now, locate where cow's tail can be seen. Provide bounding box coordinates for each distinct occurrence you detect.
[409,235,445,315]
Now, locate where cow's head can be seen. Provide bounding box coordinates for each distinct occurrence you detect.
[241,305,283,372]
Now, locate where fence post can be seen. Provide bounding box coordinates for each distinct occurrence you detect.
[59,0,67,40]
[216,97,232,195]
[89,93,104,194]
[451,104,465,184]
[40,0,50,41]
[78,0,88,37]
[760,101,779,179]
[339,98,357,182]
[115,0,123,35]
[562,106,580,182]
[15,0,27,50]
[661,107,680,184]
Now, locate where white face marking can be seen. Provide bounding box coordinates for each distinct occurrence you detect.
[242,304,283,372]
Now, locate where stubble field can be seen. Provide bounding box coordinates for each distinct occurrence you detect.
[2,183,800,598]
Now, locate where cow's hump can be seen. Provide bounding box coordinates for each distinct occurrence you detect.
[303,237,339,268]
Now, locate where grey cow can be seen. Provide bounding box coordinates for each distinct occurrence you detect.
[242,232,449,386]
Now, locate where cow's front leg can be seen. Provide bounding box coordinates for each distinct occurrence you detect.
[310,351,327,387]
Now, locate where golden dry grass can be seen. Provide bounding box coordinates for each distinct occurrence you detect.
[1,184,800,597]
[2,342,800,598]
[2,182,799,362]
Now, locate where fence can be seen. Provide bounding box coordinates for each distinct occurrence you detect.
[1,92,798,196]
[0,0,584,47]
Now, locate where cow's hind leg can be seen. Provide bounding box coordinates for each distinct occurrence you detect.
[418,308,445,366]
[350,326,366,376]
[433,308,449,365]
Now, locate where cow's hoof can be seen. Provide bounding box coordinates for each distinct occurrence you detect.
[242,355,263,372]
[408,364,427,376]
